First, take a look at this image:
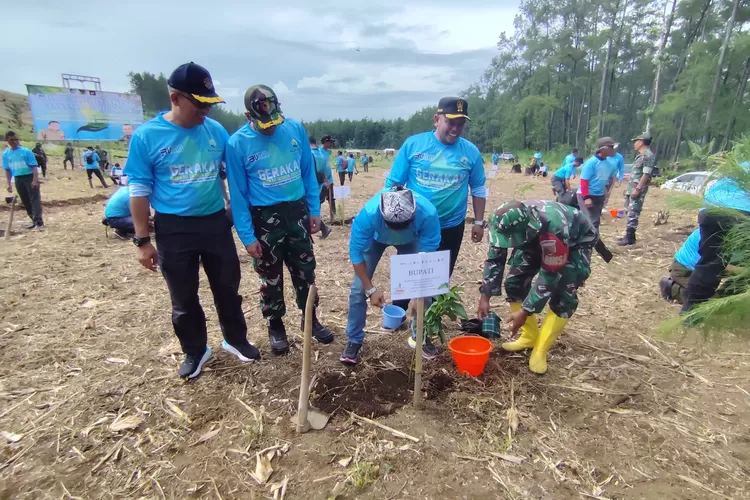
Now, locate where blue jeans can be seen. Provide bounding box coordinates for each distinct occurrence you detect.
[345,240,417,344]
[106,216,135,234]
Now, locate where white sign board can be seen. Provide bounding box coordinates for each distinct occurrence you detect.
[119,175,129,186]
[390,251,451,300]
[491,164,499,172]
[382,170,390,179]
[487,170,497,179]
[333,186,351,199]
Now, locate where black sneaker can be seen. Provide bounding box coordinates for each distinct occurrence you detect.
[222,340,261,362]
[268,320,289,355]
[32,224,45,231]
[408,321,439,360]
[301,315,334,344]
[114,229,129,240]
[26,223,36,230]
[659,277,674,302]
[178,347,213,379]
[320,224,332,240]
[340,342,362,365]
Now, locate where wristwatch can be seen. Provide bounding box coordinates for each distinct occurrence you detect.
[473,220,486,228]
[365,287,377,298]
[133,236,151,247]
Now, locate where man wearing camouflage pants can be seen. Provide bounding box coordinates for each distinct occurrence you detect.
[476,200,596,374]
[226,84,334,355]
[618,132,656,246]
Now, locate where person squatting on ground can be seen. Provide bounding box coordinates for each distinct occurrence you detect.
[3,132,44,230]
[103,185,135,238]
[336,151,346,186]
[680,161,750,315]
[551,156,583,201]
[347,153,356,181]
[660,229,701,305]
[126,62,259,379]
[618,133,656,246]
[226,84,334,356]
[32,142,48,178]
[340,187,441,365]
[309,136,333,239]
[385,96,487,355]
[477,200,596,374]
[83,146,109,188]
[576,137,618,239]
[64,142,75,170]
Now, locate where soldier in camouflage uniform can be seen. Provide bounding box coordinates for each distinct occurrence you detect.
[477,200,596,374]
[618,132,656,246]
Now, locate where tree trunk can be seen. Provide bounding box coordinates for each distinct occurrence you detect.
[702,0,740,145]
[597,31,615,137]
[646,0,678,134]
[673,114,686,163]
[720,56,750,150]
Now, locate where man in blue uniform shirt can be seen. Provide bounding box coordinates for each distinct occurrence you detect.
[226,84,334,356]
[3,131,44,230]
[385,96,487,356]
[336,151,346,186]
[125,62,259,379]
[309,136,333,239]
[103,185,135,238]
[551,156,583,201]
[681,161,750,315]
[341,187,441,364]
[576,137,618,238]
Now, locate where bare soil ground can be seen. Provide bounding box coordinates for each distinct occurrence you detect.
[1,159,749,500]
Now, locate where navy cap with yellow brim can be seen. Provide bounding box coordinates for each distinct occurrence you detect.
[437,96,471,121]
[191,93,225,104]
[168,62,225,104]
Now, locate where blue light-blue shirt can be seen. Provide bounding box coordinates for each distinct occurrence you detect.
[577,154,618,196]
[554,163,576,179]
[609,152,625,182]
[2,147,37,177]
[362,155,369,165]
[385,131,487,229]
[674,228,700,270]
[104,186,132,218]
[125,113,228,217]
[312,147,333,186]
[534,152,542,160]
[347,157,355,173]
[316,147,334,184]
[562,153,576,168]
[82,150,101,170]
[226,118,320,246]
[349,191,441,264]
[336,156,345,172]
[492,153,499,164]
[703,161,750,213]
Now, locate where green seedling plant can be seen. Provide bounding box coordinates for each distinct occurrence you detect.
[424,285,468,344]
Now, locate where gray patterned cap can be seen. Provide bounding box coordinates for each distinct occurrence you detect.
[380,187,416,226]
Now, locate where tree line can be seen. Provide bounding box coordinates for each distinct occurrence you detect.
[128,0,749,160]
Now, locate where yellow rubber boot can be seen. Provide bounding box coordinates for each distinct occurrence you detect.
[502,303,539,352]
[529,311,569,374]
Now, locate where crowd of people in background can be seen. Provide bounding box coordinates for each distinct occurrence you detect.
[2,60,746,381]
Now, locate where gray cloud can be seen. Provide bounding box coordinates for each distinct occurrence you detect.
[0,0,519,121]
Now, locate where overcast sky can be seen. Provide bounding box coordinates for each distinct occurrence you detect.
[2,0,519,121]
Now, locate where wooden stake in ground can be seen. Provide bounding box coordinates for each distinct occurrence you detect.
[413,298,425,408]
[293,284,330,433]
[4,195,17,241]
[328,186,335,224]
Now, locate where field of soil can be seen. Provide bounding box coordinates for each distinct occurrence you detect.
[1,156,749,500]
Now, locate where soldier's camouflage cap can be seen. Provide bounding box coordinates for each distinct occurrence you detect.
[488,201,542,248]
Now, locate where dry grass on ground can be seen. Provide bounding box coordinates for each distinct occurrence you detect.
[0,160,749,500]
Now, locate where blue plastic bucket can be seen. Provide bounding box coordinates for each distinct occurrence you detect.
[382,305,406,330]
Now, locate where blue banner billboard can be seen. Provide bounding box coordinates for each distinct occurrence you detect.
[25,85,144,143]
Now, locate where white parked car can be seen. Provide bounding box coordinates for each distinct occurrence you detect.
[660,171,713,195]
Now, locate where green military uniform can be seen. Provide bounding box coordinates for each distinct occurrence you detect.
[251,200,318,320]
[64,144,75,170]
[32,144,48,178]
[625,148,655,231]
[482,200,596,318]
[480,200,596,374]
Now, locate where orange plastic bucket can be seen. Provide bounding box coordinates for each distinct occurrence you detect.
[609,208,619,218]
[448,336,493,377]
